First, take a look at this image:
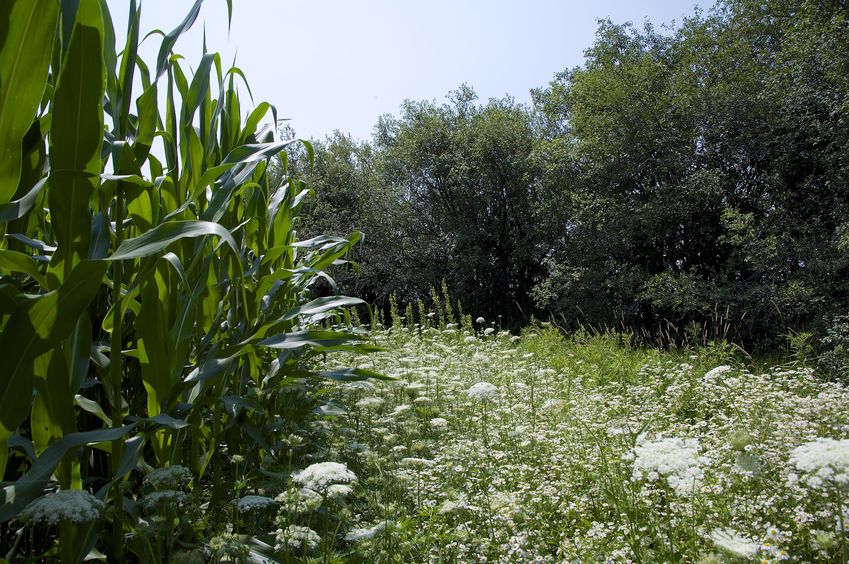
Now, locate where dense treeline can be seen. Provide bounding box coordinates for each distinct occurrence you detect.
[292,0,849,350]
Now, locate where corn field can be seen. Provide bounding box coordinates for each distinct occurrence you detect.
[0,1,378,560]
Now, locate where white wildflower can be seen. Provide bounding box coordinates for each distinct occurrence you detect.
[467,382,499,401]
[355,397,385,410]
[345,381,375,391]
[293,462,357,492]
[208,532,250,560]
[430,417,449,430]
[20,490,105,526]
[632,437,705,495]
[709,528,759,558]
[326,483,353,499]
[140,490,187,513]
[483,327,495,336]
[703,365,733,380]
[439,493,471,514]
[476,317,485,324]
[275,524,321,551]
[236,495,275,513]
[790,438,849,488]
[401,457,437,468]
[345,521,388,542]
[144,465,191,490]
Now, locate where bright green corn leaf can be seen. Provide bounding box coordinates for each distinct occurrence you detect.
[0,260,107,477]
[0,0,59,203]
[109,220,238,261]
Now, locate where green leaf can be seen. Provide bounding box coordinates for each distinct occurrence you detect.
[258,330,366,350]
[0,260,107,477]
[74,395,111,426]
[0,424,138,522]
[0,0,59,203]
[319,367,395,382]
[109,220,238,261]
[0,249,48,288]
[155,0,204,79]
[278,296,364,322]
[0,178,46,223]
[116,0,140,136]
[49,0,106,278]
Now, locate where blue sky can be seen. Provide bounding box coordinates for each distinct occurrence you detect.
[108,1,710,142]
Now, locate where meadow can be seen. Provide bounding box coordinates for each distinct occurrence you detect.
[269,320,849,563]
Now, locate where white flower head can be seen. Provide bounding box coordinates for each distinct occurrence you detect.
[275,524,321,551]
[789,438,849,488]
[20,490,105,526]
[468,382,499,401]
[401,457,437,469]
[355,397,385,410]
[345,521,388,542]
[144,464,192,490]
[703,365,733,380]
[483,327,495,336]
[710,528,759,558]
[293,461,357,492]
[475,317,485,324]
[632,437,705,495]
[430,417,449,430]
[236,494,275,513]
[326,483,353,499]
[140,490,188,513]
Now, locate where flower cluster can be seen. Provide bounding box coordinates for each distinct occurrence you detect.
[789,438,849,488]
[292,461,357,492]
[20,490,105,526]
[275,524,321,551]
[631,436,706,494]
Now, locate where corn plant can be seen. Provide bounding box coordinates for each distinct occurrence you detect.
[0,0,380,560]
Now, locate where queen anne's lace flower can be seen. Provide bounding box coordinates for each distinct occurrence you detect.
[236,495,275,513]
[710,528,759,558]
[703,365,733,381]
[789,438,849,488]
[144,465,191,490]
[140,490,187,513]
[345,521,388,541]
[467,382,499,401]
[275,524,321,551]
[293,462,357,492]
[208,532,250,560]
[21,490,105,525]
[632,437,706,495]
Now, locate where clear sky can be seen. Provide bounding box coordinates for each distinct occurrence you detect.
[108,1,710,142]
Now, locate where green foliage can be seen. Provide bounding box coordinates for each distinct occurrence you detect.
[532,1,849,346]
[293,0,849,348]
[0,1,371,560]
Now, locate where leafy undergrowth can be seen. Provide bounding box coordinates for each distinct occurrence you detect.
[271,323,849,563]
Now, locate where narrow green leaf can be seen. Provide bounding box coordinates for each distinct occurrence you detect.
[319,367,395,382]
[0,260,107,477]
[155,0,204,78]
[117,0,140,136]
[74,395,111,426]
[0,177,46,223]
[0,424,138,522]
[109,220,238,261]
[49,0,106,279]
[0,0,59,203]
[280,296,363,321]
[0,249,48,288]
[258,330,366,350]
